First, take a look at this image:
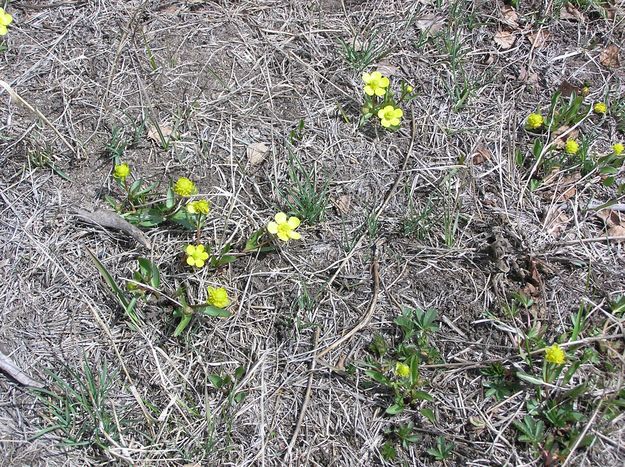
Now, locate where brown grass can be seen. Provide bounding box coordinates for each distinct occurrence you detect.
[1,0,625,465]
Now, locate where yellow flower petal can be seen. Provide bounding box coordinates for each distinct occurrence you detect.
[185,245,196,255]
[0,25,7,36]
[186,256,196,266]
[267,222,278,234]
[287,217,300,228]
[277,231,290,242]
[381,119,392,128]
[380,76,389,88]
[393,108,403,118]
[200,251,209,261]
[195,244,205,253]
[275,212,287,224]
[374,87,386,97]
[0,13,12,27]
[390,118,400,126]
[195,259,205,268]
[370,71,381,80]
[364,85,374,96]
[362,72,372,84]
[289,231,301,240]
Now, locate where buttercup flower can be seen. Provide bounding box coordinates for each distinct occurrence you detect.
[207,286,230,308]
[174,177,197,197]
[593,102,607,115]
[185,244,209,268]
[0,8,13,36]
[267,212,301,242]
[187,199,210,215]
[526,113,544,130]
[395,362,410,378]
[378,105,403,128]
[113,163,130,181]
[545,343,566,365]
[565,138,579,155]
[613,143,624,156]
[406,84,414,93]
[362,71,390,97]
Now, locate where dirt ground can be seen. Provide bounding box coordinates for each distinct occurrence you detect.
[1,0,625,465]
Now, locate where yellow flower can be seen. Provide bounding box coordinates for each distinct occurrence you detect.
[406,84,414,93]
[526,113,544,130]
[545,344,566,365]
[565,138,579,155]
[267,212,301,242]
[362,71,390,97]
[377,105,403,128]
[207,286,230,308]
[185,244,209,268]
[187,199,210,215]
[174,177,197,197]
[395,362,410,378]
[613,143,624,156]
[113,163,130,180]
[0,8,13,36]
[593,102,607,115]
[581,85,590,97]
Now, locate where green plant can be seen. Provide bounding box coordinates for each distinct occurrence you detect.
[282,152,329,225]
[381,421,420,460]
[33,359,129,452]
[514,415,545,448]
[338,33,387,71]
[481,363,520,400]
[427,435,454,461]
[402,198,435,240]
[209,366,247,407]
[359,71,415,131]
[28,145,71,181]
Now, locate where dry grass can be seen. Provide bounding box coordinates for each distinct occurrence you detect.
[1,0,625,465]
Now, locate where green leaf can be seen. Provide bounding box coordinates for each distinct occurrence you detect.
[87,248,129,309]
[169,210,195,230]
[233,391,247,404]
[196,305,231,318]
[365,369,389,385]
[516,371,546,386]
[208,374,225,388]
[420,407,437,423]
[165,186,175,209]
[386,403,404,415]
[244,228,266,251]
[411,390,433,401]
[234,366,246,381]
[173,314,192,337]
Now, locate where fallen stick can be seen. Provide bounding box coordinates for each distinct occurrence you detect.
[73,208,151,249]
[0,351,45,388]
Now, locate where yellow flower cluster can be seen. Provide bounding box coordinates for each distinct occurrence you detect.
[0,8,12,36]
[187,199,210,215]
[395,362,410,378]
[174,177,197,197]
[593,102,607,115]
[185,244,209,268]
[113,163,130,181]
[613,143,624,156]
[526,113,544,130]
[362,71,389,97]
[378,105,403,128]
[267,212,301,242]
[565,138,579,155]
[545,343,566,365]
[207,286,230,308]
